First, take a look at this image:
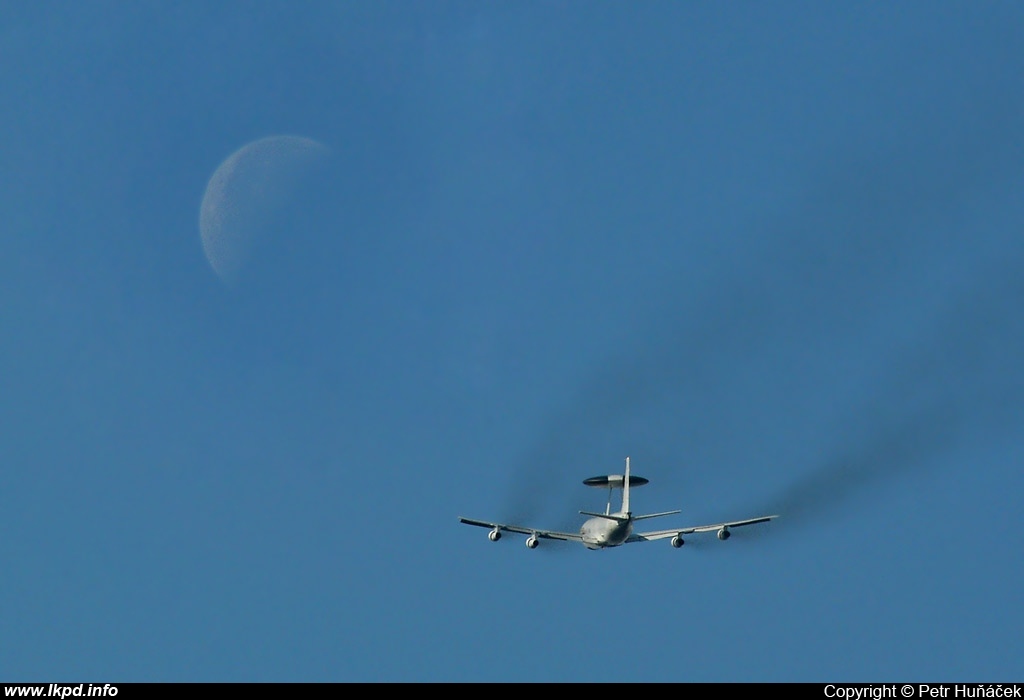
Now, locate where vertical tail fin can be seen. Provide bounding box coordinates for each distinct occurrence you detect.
[622,456,631,515]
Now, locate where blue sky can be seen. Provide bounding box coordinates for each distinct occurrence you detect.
[2,2,1022,682]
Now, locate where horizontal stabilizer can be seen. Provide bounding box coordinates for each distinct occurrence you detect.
[632,509,681,521]
[579,510,631,522]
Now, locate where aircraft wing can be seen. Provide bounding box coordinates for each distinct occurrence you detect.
[459,517,583,542]
[627,514,778,543]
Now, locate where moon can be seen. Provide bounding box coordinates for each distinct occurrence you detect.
[199,135,330,285]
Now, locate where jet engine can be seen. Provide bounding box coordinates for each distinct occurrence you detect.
[488,529,501,542]
[671,535,684,548]
[526,535,539,549]
[717,527,730,541]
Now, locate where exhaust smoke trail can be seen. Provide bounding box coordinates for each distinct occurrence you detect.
[760,261,1024,527]
[504,78,1024,529]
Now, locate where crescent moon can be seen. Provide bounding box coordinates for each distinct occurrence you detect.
[199,135,330,285]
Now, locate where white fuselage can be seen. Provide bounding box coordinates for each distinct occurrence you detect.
[580,513,633,549]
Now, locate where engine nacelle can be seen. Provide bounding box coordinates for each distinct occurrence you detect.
[488,529,501,542]
[526,535,539,549]
[717,527,730,541]
[671,535,685,548]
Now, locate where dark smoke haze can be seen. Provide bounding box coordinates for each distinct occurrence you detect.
[501,77,1024,530]
[761,261,1024,527]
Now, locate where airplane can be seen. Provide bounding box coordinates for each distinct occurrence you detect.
[459,457,778,550]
